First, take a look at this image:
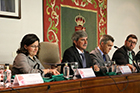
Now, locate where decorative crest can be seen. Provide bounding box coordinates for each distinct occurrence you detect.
[75,14,86,26]
[75,14,86,31]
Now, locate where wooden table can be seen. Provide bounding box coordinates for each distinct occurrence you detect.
[1,73,140,93]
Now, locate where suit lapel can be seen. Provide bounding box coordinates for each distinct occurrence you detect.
[105,54,110,61]
[123,46,130,64]
[94,48,106,66]
[73,46,83,67]
[95,48,104,62]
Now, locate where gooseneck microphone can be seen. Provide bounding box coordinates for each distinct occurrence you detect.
[114,46,140,72]
[114,46,118,49]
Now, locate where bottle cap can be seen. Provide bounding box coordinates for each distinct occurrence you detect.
[5,64,9,66]
[65,63,68,66]
[75,62,78,65]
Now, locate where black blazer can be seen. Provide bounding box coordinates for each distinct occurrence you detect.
[135,51,140,61]
[112,45,135,65]
[61,46,93,74]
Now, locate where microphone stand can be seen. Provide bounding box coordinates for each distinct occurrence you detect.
[127,55,140,73]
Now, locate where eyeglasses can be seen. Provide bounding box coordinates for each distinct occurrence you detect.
[127,40,137,45]
[30,46,39,48]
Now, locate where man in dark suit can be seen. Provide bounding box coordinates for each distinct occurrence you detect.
[61,30,93,74]
[135,45,140,61]
[112,34,138,71]
[90,35,114,74]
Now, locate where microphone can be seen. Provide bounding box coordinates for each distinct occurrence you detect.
[114,46,118,49]
[114,46,140,72]
[44,63,66,67]
[56,63,66,66]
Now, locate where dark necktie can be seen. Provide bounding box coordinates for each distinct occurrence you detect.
[103,54,106,61]
[80,53,86,68]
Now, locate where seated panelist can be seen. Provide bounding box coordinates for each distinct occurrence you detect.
[12,34,60,76]
[135,45,140,61]
[112,34,138,71]
[61,30,93,74]
[90,34,114,75]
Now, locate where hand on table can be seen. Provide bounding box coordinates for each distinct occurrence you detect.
[127,64,136,72]
[43,68,60,75]
[94,65,100,72]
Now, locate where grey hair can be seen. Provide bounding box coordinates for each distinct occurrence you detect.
[71,30,88,41]
[99,34,114,45]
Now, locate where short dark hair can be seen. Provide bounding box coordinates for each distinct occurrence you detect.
[99,34,114,45]
[17,34,40,55]
[126,34,138,41]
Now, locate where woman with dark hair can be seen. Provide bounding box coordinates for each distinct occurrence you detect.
[12,34,60,76]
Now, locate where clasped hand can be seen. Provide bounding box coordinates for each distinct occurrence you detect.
[43,68,60,75]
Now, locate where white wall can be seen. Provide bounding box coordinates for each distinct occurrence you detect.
[0,0,140,64]
[108,0,140,58]
[0,0,43,64]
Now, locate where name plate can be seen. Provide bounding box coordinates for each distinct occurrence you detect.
[119,66,132,74]
[78,68,96,78]
[13,73,44,86]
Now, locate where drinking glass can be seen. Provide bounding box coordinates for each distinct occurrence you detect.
[104,61,111,73]
[70,62,78,79]
[137,60,140,68]
[115,65,121,74]
[133,60,140,73]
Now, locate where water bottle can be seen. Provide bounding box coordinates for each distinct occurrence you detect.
[111,61,117,72]
[0,65,4,88]
[3,64,11,87]
[63,63,69,78]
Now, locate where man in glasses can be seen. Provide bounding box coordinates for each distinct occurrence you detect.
[112,34,138,70]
